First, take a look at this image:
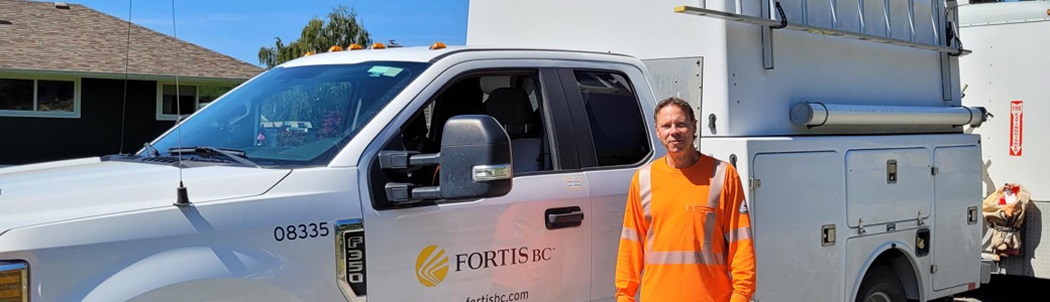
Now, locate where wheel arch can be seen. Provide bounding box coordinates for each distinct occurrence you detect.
[852,241,924,302]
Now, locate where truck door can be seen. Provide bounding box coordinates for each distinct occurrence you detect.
[548,68,657,300]
[359,63,592,301]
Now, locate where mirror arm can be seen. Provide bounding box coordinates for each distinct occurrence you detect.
[378,151,440,169]
[384,182,441,203]
[409,152,440,166]
[410,186,441,199]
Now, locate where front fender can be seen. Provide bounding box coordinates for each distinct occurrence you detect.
[128,279,302,302]
[82,247,290,302]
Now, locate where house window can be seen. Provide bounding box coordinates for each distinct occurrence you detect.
[0,77,79,118]
[156,83,233,120]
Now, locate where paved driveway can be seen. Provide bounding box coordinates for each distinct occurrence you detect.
[952,275,1047,301]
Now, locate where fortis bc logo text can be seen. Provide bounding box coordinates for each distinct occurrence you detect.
[415,245,555,287]
[415,245,449,287]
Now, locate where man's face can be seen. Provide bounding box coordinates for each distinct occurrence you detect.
[655,105,696,155]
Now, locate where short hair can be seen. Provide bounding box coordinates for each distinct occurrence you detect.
[654,97,696,123]
[655,96,698,139]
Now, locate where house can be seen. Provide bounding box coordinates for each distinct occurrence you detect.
[0,0,263,165]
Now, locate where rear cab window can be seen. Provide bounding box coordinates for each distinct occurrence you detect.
[568,70,651,168]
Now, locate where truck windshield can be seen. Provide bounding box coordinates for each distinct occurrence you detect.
[147,61,429,167]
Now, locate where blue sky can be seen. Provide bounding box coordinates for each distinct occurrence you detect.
[73,0,469,67]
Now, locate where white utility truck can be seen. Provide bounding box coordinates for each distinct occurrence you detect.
[469,0,992,301]
[958,0,1050,279]
[0,1,990,302]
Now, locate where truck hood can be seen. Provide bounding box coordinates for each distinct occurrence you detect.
[0,157,290,232]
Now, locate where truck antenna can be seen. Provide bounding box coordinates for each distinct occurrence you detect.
[170,0,191,207]
[118,0,133,155]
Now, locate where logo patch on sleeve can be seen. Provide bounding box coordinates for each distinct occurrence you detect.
[739,201,749,213]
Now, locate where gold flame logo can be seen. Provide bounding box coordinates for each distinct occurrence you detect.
[415,245,449,287]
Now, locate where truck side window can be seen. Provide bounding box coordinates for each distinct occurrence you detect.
[571,70,650,167]
[395,70,552,186]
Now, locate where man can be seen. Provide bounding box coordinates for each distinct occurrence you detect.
[615,97,756,302]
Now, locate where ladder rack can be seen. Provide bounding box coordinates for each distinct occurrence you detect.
[674,0,970,66]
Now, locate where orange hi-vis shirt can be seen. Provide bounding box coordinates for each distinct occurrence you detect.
[615,155,756,302]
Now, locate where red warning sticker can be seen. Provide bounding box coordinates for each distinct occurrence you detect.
[1009,100,1023,156]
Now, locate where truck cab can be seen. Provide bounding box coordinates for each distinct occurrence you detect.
[0,46,662,302]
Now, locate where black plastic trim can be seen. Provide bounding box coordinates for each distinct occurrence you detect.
[541,68,581,170]
[556,68,599,168]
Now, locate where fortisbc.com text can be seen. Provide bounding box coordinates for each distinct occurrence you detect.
[465,290,529,302]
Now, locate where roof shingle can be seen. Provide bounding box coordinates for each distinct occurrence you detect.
[0,0,263,80]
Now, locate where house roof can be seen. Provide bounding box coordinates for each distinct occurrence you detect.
[0,0,262,80]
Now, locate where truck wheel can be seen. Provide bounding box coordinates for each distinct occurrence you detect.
[856,266,906,302]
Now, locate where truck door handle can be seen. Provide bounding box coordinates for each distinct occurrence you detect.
[545,206,584,230]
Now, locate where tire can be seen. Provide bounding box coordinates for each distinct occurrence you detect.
[856,266,907,302]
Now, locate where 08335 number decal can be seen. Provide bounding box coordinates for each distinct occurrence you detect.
[274,222,330,241]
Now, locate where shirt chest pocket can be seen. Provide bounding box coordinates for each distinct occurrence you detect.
[687,205,721,251]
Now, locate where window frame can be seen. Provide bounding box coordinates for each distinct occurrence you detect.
[155,82,235,121]
[411,68,564,175]
[0,74,81,119]
[560,67,653,170]
[366,65,580,210]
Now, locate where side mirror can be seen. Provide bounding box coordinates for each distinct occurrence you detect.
[379,115,512,204]
[437,115,513,199]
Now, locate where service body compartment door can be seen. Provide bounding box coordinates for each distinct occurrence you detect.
[932,146,982,290]
[847,148,932,227]
[752,151,845,302]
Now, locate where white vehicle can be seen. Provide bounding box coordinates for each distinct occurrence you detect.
[958,0,1050,279]
[470,0,992,301]
[0,45,667,302]
[0,1,991,302]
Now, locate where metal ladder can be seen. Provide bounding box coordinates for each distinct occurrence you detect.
[675,0,968,101]
[676,0,969,64]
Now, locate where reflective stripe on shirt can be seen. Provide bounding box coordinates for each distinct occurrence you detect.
[646,250,726,265]
[726,226,752,243]
[708,160,726,208]
[639,162,653,225]
[621,227,642,242]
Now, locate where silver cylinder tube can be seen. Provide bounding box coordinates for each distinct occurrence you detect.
[790,102,987,128]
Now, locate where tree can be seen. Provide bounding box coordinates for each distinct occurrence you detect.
[258,6,372,69]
